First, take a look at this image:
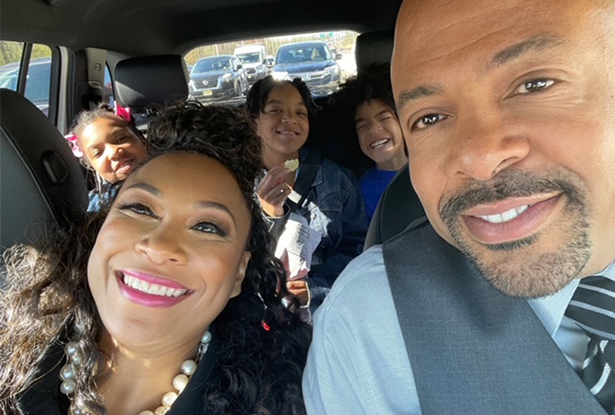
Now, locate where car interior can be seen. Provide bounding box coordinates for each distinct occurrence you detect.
[0,0,425,259]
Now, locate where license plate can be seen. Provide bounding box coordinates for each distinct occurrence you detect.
[203,90,213,96]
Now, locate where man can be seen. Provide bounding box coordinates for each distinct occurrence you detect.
[303,0,615,413]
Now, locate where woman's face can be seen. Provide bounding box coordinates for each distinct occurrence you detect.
[80,117,148,183]
[256,83,310,160]
[88,153,252,351]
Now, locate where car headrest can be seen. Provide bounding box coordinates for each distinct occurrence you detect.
[354,30,394,74]
[115,54,188,110]
[364,163,426,250]
[0,88,88,252]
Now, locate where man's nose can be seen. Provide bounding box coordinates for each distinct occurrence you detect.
[444,109,530,182]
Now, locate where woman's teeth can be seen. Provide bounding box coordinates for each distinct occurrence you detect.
[123,274,187,297]
[478,205,529,224]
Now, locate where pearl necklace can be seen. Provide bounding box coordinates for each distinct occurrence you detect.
[60,330,212,415]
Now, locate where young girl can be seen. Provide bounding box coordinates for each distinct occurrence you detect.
[67,104,148,212]
[0,102,310,415]
[247,76,368,315]
[335,70,408,219]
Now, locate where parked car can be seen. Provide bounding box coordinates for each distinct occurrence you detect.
[188,55,248,101]
[0,57,51,115]
[234,44,268,85]
[271,41,342,97]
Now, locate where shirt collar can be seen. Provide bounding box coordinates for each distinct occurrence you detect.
[528,257,615,336]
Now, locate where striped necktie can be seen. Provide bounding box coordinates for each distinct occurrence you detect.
[565,276,615,412]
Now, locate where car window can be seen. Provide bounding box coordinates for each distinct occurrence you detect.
[104,64,115,107]
[184,30,358,104]
[0,41,53,116]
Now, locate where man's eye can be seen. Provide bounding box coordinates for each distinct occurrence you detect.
[411,114,446,131]
[515,78,555,94]
[192,222,227,237]
[118,202,157,218]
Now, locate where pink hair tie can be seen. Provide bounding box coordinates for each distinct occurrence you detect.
[115,105,132,122]
[65,133,84,158]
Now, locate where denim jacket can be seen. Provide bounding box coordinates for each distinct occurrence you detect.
[266,156,369,310]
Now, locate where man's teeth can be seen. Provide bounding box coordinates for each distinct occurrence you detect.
[478,205,529,224]
[370,139,389,149]
[123,275,187,297]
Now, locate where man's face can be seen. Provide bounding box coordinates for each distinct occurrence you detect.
[392,0,615,297]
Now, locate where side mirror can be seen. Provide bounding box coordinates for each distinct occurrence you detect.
[335,53,343,60]
[237,63,243,69]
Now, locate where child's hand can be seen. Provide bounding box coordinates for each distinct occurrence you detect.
[256,164,292,217]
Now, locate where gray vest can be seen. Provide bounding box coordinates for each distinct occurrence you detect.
[383,219,607,415]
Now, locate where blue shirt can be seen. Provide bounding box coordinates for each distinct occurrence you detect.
[359,168,398,220]
[303,244,615,415]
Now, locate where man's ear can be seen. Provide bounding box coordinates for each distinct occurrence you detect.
[230,251,251,298]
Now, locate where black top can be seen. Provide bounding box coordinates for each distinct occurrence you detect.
[16,329,222,415]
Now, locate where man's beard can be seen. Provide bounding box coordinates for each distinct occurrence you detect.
[440,169,592,298]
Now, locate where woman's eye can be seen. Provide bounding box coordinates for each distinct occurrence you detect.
[118,202,157,218]
[116,135,129,143]
[356,123,367,131]
[297,111,307,117]
[515,78,555,94]
[411,114,447,131]
[192,222,227,237]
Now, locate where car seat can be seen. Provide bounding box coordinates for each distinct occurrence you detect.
[114,54,188,127]
[0,88,88,253]
[354,30,394,74]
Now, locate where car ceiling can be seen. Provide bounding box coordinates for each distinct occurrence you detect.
[2,0,403,57]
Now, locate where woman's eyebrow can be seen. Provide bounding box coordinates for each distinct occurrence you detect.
[196,201,236,225]
[124,182,161,196]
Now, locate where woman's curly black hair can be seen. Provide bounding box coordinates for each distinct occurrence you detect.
[246,75,320,149]
[0,101,311,415]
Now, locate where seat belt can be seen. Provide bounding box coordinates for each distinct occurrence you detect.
[286,147,323,212]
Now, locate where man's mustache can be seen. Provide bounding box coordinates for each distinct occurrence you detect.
[439,170,581,222]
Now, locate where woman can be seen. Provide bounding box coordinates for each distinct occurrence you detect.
[67,104,148,212]
[0,102,310,415]
[247,76,368,314]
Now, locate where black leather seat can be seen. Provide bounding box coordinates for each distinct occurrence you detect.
[364,163,425,249]
[1,88,88,252]
[114,54,189,126]
[354,30,394,74]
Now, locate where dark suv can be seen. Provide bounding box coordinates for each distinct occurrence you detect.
[271,41,342,97]
[188,55,249,101]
